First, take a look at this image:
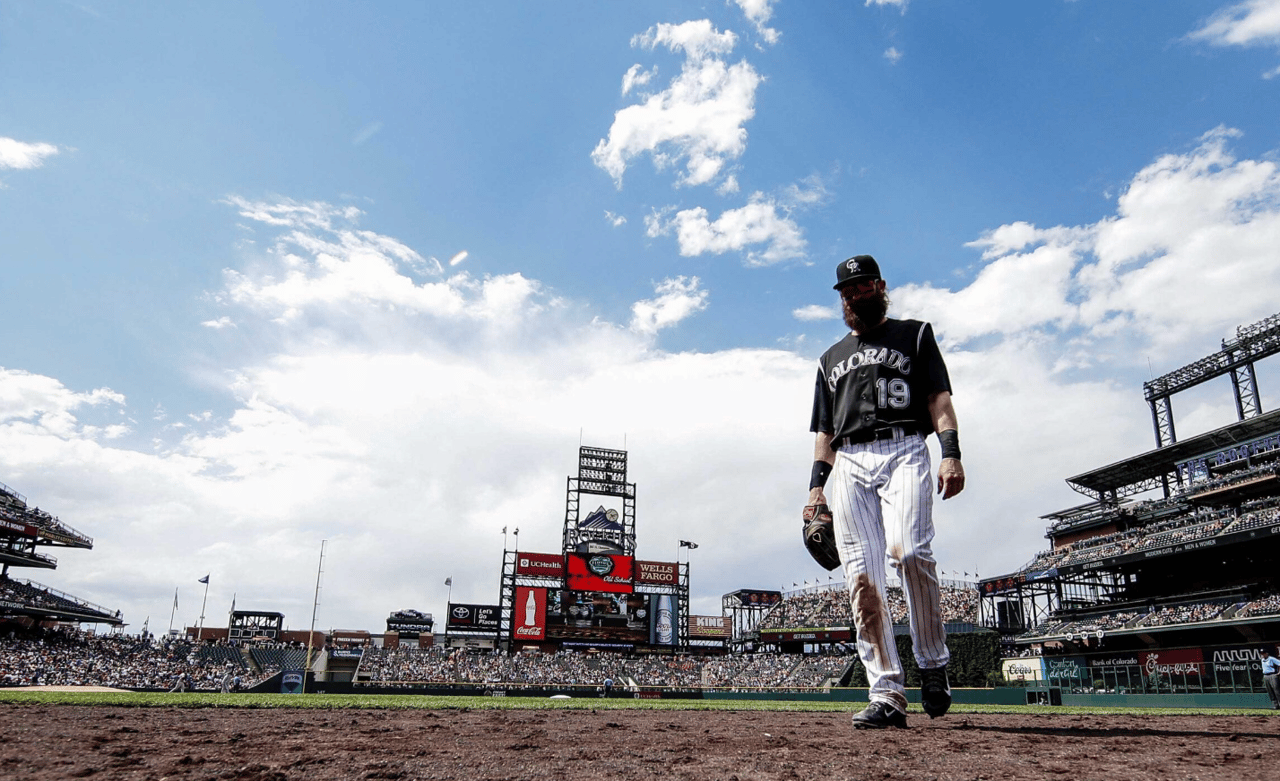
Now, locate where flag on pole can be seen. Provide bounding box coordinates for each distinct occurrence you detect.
[679,540,699,549]
[501,526,507,534]
[444,577,452,587]
[198,575,209,584]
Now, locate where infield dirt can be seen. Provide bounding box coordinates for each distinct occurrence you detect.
[1,705,1277,781]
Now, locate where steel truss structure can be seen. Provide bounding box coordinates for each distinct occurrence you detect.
[1144,311,1280,448]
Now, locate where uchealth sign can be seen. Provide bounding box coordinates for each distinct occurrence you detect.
[513,587,546,641]
[515,552,564,578]
[634,560,678,586]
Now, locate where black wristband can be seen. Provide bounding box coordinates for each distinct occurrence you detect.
[810,460,833,490]
[938,429,961,461]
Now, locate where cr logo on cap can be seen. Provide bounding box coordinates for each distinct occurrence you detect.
[847,258,861,273]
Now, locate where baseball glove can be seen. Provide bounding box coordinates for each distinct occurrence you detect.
[802,504,841,571]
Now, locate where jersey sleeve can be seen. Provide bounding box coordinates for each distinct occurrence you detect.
[916,322,953,397]
[810,363,834,434]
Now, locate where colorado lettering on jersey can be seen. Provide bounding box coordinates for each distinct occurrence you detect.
[826,347,912,392]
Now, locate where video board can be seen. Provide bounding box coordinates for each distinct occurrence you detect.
[565,553,633,593]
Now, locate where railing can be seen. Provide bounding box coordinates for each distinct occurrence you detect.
[18,578,118,617]
[0,480,25,505]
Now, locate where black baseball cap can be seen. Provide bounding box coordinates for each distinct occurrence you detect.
[833,255,881,290]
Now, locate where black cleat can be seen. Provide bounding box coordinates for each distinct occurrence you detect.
[851,701,908,729]
[920,665,952,719]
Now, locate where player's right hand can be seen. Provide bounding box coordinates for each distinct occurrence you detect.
[808,487,827,507]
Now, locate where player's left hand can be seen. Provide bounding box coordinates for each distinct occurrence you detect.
[937,458,965,499]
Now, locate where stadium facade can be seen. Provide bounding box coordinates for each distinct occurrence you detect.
[979,311,1280,698]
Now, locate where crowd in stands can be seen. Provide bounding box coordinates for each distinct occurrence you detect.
[1020,499,1280,575]
[357,646,852,690]
[0,576,119,621]
[756,583,977,631]
[0,625,283,690]
[1140,601,1229,627]
[1020,591,1280,638]
[1177,462,1279,498]
[0,486,93,548]
[1238,593,1280,617]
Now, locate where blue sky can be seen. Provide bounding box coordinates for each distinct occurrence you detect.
[4,0,1280,634]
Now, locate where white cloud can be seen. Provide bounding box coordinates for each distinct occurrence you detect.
[867,0,908,9]
[732,0,781,45]
[792,304,838,322]
[592,20,760,189]
[629,276,710,335]
[0,137,59,170]
[201,316,235,329]
[0,207,817,626]
[1189,0,1280,47]
[899,126,1280,364]
[884,47,903,64]
[621,64,658,96]
[650,192,807,265]
[449,250,468,266]
[604,210,627,227]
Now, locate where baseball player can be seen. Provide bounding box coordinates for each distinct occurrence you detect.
[807,255,965,729]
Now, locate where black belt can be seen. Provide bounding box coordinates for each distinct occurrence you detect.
[837,427,918,449]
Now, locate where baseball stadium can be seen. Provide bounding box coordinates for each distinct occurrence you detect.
[3,314,1280,777]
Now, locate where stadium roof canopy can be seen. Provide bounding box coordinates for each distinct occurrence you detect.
[1065,408,1280,502]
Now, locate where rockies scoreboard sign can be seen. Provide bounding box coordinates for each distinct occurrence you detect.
[446,603,500,632]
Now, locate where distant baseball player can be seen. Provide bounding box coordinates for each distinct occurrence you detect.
[805,255,965,729]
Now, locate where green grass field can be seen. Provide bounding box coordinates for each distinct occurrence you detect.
[0,689,1274,717]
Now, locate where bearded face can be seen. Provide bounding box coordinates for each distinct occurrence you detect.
[841,286,890,331]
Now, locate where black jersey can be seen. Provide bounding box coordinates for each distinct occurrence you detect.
[810,318,952,443]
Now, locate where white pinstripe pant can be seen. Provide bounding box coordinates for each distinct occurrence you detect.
[831,431,949,712]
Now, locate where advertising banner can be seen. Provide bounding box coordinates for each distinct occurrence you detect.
[634,560,678,585]
[1043,656,1089,685]
[281,670,305,694]
[0,518,37,538]
[687,615,732,638]
[1209,646,1269,673]
[515,552,565,579]
[1001,657,1045,683]
[513,587,546,641]
[566,553,633,593]
[1140,648,1204,677]
[446,603,501,631]
[386,619,434,637]
[649,594,678,646]
[761,628,852,642]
